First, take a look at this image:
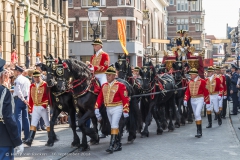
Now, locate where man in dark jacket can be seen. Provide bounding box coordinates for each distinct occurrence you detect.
[230,64,239,115]
[222,69,231,118]
[0,58,24,159]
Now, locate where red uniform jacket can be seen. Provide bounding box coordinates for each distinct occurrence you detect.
[90,51,109,74]
[218,74,227,96]
[29,81,48,113]
[205,75,223,97]
[184,77,210,104]
[95,80,130,113]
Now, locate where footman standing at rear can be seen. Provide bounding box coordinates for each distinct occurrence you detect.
[183,68,210,138]
[94,66,130,153]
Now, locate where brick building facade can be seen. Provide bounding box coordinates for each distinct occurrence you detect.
[68,0,168,67]
[0,0,68,66]
[167,0,204,53]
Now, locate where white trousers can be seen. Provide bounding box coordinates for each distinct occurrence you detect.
[95,73,107,86]
[106,105,123,129]
[207,94,219,113]
[219,96,223,108]
[191,97,204,121]
[31,106,50,127]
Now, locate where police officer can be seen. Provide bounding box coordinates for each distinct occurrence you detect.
[95,66,130,153]
[0,59,24,159]
[230,64,239,115]
[13,66,31,140]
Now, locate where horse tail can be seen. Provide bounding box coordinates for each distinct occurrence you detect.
[126,97,140,134]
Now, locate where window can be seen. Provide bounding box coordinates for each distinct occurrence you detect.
[176,18,188,30]
[195,24,201,31]
[44,0,48,8]
[191,1,195,11]
[196,0,199,11]
[118,0,133,5]
[60,0,63,16]
[80,56,91,63]
[46,31,49,56]
[126,21,131,41]
[68,0,73,7]
[54,33,57,58]
[137,23,141,42]
[52,0,55,13]
[169,18,174,24]
[36,27,40,53]
[195,18,199,23]
[169,0,174,5]
[69,22,74,41]
[82,0,106,7]
[192,18,195,23]
[62,37,65,59]
[136,0,141,10]
[11,17,16,51]
[82,21,106,40]
[177,0,188,11]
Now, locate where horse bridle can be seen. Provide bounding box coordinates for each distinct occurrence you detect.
[45,59,57,87]
[117,58,128,80]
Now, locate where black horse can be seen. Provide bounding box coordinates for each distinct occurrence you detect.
[42,54,80,148]
[115,54,143,132]
[139,59,177,137]
[172,57,189,126]
[155,63,168,74]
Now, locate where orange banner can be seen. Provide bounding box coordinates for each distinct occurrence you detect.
[117,19,129,55]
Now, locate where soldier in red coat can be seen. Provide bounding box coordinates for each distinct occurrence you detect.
[205,66,223,128]
[95,66,130,153]
[183,68,210,138]
[90,39,110,86]
[24,70,49,146]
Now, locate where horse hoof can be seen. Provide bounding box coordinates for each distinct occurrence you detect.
[78,145,90,152]
[140,132,149,138]
[175,124,180,128]
[168,129,173,132]
[45,143,54,147]
[127,139,135,144]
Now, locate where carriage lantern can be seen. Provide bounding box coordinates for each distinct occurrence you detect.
[87,1,102,39]
[145,45,153,55]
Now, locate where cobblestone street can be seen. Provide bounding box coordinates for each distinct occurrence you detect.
[15,103,240,160]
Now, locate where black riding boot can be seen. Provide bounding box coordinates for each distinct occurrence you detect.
[214,112,217,120]
[217,113,222,126]
[114,134,122,152]
[24,130,36,147]
[106,135,116,154]
[206,114,212,128]
[195,124,202,138]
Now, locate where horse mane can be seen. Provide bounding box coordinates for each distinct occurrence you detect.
[64,59,92,81]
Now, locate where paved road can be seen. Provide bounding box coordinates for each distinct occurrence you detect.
[15,105,240,160]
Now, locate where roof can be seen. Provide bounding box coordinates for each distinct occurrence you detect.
[205,35,216,40]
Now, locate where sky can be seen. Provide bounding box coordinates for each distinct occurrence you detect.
[203,0,240,39]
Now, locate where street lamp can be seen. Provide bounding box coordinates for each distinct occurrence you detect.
[19,1,25,15]
[87,1,102,40]
[145,45,152,55]
[75,30,79,38]
[43,13,49,24]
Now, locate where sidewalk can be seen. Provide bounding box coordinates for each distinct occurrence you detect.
[229,101,240,142]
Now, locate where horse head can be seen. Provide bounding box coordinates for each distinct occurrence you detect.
[172,56,183,81]
[115,54,132,79]
[55,57,71,91]
[43,54,58,87]
[157,63,167,74]
[139,61,156,90]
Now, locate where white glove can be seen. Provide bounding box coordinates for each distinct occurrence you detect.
[223,96,227,99]
[183,101,187,107]
[94,109,102,121]
[123,112,129,118]
[180,48,184,52]
[88,64,94,71]
[218,96,222,101]
[15,144,24,155]
[184,46,188,50]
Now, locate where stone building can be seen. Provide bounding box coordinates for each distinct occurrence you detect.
[166,0,205,53]
[0,0,68,66]
[68,0,168,67]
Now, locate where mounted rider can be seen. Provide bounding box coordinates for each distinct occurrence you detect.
[90,39,110,86]
[205,66,223,128]
[174,30,192,60]
[94,66,130,153]
[184,68,210,138]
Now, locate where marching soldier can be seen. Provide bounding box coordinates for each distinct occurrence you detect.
[94,66,130,153]
[90,39,110,86]
[0,59,24,159]
[230,64,239,115]
[215,66,227,118]
[205,66,223,128]
[24,70,50,146]
[183,68,210,138]
[13,65,31,141]
[175,30,192,60]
